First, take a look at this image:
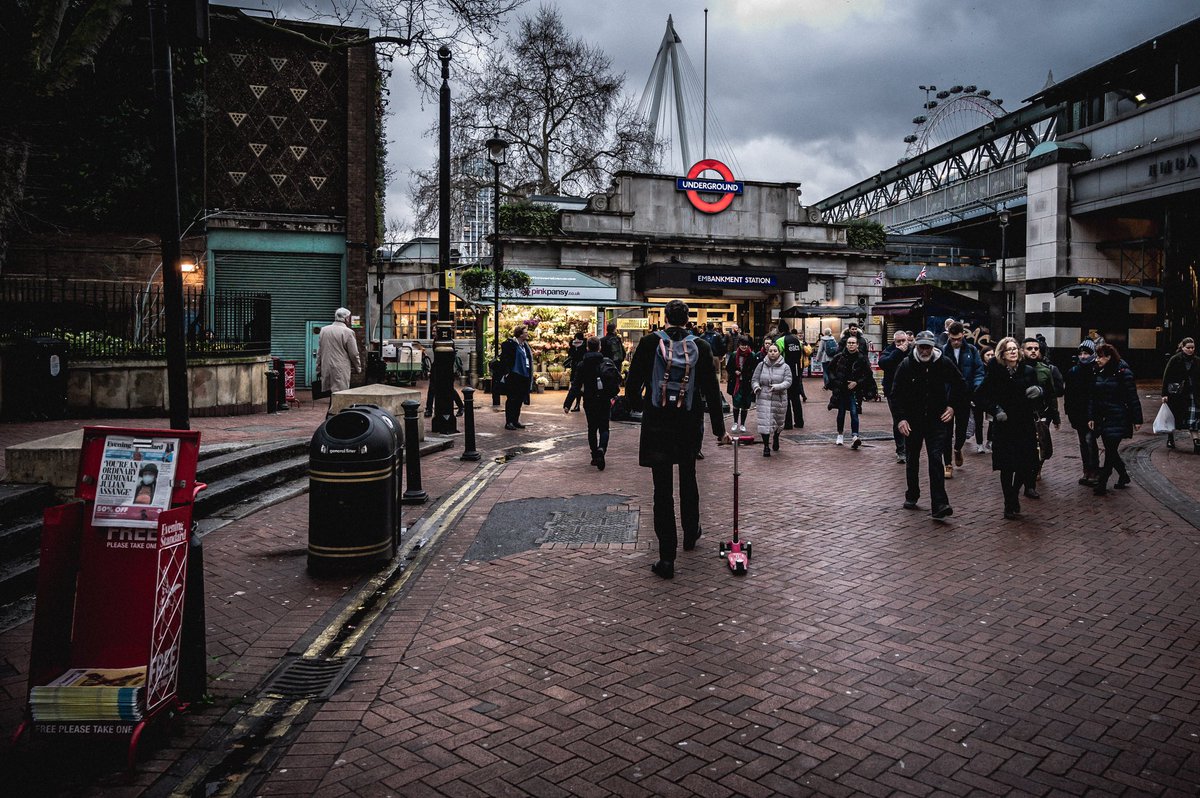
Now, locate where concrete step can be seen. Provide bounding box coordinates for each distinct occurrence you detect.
[0,483,57,523]
[196,438,309,485]
[193,453,310,518]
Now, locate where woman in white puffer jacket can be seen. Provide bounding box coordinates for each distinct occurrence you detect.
[752,342,793,456]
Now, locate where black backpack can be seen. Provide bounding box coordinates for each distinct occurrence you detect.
[596,357,620,399]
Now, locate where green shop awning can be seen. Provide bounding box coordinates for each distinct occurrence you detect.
[481,268,617,305]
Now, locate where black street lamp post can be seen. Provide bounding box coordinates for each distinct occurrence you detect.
[432,46,458,434]
[998,209,1011,337]
[485,128,509,406]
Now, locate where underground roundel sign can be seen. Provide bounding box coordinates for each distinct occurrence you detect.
[676,159,744,214]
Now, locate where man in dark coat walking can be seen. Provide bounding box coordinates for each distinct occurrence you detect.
[564,337,617,470]
[625,300,731,579]
[891,330,967,519]
[940,321,985,477]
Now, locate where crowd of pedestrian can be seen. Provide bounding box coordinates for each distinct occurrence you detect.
[470,303,1194,580]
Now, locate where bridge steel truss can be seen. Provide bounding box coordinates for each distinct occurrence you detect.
[816,102,1060,226]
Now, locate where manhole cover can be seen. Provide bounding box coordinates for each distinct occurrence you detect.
[537,508,638,545]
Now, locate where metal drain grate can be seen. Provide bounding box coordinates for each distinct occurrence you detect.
[262,655,360,699]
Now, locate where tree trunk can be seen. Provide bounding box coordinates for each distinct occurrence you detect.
[0,133,30,277]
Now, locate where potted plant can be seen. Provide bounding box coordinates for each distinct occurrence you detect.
[535,375,549,394]
[546,362,565,389]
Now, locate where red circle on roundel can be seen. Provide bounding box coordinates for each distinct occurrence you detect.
[686,159,737,214]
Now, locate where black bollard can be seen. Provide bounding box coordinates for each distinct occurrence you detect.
[461,387,481,461]
[178,531,207,703]
[266,369,278,413]
[401,399,428,504]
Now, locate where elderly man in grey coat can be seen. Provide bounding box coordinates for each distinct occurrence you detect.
[316,308,361,397]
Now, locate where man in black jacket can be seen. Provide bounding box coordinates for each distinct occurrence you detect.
[564,337,616,470]
[891,330,967,519]
[626,300,731,579]
[600,322,626,367]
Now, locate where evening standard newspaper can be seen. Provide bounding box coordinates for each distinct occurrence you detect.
[91,435,180,529]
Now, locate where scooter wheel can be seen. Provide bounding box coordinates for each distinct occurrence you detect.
[743,542,752,561]
[736,562,747,575]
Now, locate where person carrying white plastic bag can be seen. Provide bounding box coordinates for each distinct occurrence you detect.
[1152,403,1175,435]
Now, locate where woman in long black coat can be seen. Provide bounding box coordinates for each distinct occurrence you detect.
[973,336,1044,519]
[1089,343,1143,495]
[1161,337,1199,452]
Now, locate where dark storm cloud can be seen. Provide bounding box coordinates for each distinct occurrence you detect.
[248,0,1198,224]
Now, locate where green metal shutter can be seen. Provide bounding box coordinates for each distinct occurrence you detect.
[213,251,343,386]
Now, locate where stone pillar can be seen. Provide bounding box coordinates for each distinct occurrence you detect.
[617,269,633,302]
[832,277,846,306]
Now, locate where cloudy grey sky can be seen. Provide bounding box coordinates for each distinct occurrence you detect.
[268,0,1200,231]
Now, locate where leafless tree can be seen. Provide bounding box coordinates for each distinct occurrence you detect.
[409,5,659,233]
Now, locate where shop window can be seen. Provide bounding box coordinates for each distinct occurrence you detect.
[390,290,474,340]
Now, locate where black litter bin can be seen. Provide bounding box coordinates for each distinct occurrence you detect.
[308,404,403,574]
[2,337,68,420]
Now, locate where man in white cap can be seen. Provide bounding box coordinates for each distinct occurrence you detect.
[316,307,361,400]
[890,330,967,520]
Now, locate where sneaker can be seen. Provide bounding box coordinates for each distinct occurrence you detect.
[896,453,906,464]
[762,446,771,457]
[513,422,526,429]
[954,449,964,467]
[1024,488,1040,499]
[596,451,606,471]
[651,560,674,579]
[985,442,993,453]
[504,423,518,430]
[974,443,986,454]
[1114,475,1130,489]
[683,526,703,551]
[903,500,918,510]
[851,436,862,450]
[836,434,844,446]
[695,451,705,460]
[931,505,953,520]
[944,465,954,480]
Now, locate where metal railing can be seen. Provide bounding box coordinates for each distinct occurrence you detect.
[0,279,271,359]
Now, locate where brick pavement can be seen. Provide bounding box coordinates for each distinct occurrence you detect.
[1,377,1199,795]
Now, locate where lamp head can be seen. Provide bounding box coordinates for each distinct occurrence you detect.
[485,127,509,165]
[998,209,1011,227]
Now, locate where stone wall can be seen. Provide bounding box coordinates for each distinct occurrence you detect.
[67,355,272,416]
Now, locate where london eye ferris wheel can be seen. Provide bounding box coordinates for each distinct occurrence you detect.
[901,84,1005,162]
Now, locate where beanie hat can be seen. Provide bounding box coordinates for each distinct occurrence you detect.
[1078,339,1096,353]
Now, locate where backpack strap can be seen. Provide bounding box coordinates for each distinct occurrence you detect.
[654,331,672,407]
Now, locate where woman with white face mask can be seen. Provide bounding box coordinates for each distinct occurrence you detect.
[751,342,792,456]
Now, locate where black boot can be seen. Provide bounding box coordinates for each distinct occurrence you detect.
[1094,467,1111,496]
[1114,466,1130,489]
[772,432,780,451]
[762,434,771,457]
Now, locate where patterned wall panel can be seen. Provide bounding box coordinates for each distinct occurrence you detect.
[207,20,348,216]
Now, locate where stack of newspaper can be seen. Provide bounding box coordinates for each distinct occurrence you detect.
[30,666,146,722]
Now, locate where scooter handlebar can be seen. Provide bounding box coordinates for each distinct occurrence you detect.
[733,435,757,444]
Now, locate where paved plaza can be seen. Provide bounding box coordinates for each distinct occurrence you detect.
[1,378,1199,796]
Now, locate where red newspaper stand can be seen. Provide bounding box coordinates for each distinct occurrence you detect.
[12,427,203,771]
